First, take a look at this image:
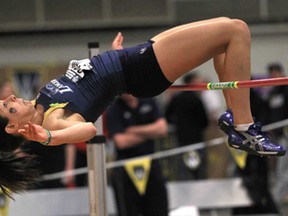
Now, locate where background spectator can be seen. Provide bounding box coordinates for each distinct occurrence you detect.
[166,73,209,180]
[106,94,169,216]
[265,63,288,216]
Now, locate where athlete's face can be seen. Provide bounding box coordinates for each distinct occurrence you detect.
[0,95,35,134]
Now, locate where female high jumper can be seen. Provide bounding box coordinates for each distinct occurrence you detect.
[0,17,285,198]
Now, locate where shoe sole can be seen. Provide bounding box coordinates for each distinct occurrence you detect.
[218,121,232,135]
[228,143,286,157]
[218,128,286,157]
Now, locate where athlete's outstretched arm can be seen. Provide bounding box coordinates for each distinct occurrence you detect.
[18,122,97,146]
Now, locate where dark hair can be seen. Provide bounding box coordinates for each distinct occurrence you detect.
[267,63,284,73]
[0,152,40,199]
[0,117,23,152]
[0,116,40,199]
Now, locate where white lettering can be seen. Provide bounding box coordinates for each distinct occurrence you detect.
[58,86,73,94]
[50,79,73,94]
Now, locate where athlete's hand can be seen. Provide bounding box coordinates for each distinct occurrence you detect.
[18,122,49,143]
[112,32,124,50]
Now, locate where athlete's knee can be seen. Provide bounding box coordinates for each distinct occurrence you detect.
[215,17,231,22]
[217,17,250,35]
[231,19,251,39]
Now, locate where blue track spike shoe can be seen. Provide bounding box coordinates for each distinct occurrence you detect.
[228,122,286,156]
[218,109,286,156]
[217,109,234,135]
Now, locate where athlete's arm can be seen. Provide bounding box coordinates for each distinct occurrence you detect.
[18,121,97,146]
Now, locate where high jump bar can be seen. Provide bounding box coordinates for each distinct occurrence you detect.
[169,77,288,91]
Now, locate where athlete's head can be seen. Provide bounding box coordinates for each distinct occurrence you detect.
[0,95,40,199]
[0,95,35,136]
[0,115,40,199]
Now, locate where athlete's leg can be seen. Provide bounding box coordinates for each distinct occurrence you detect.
[152,18,285,156]
[152,17,252,125]
[213,53,231,105]
[152,17,230,42]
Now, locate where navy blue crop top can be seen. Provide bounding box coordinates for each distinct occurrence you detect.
[36,51,126,123]
[35,41,171,123]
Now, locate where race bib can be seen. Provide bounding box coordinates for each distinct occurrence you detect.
[65,59,92,83]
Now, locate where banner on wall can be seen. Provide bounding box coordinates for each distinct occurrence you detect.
[124,157,152,196]
[12,71,40,100]
[4,65,47,100]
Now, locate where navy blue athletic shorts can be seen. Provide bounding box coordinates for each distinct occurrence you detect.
[118,40,173,98]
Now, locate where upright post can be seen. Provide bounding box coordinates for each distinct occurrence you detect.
[86,42,108,216]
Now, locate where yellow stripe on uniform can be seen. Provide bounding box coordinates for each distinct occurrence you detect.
[31,100,68,126]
